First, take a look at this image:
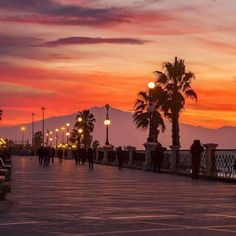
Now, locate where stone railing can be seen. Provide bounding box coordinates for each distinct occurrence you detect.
[96,143,236,182]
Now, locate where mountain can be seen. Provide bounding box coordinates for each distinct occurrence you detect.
[0,106,235,149]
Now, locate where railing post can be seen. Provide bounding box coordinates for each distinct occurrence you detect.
[170,145,181,172]
[95,149,99,163]
[103,149,108,164]
[128,150,133,166]
[203,143,218,178]
[143,142,157,170]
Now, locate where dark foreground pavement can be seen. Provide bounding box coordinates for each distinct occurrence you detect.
[0,156,235,236]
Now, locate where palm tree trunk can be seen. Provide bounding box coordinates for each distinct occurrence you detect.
[171,112,180,146]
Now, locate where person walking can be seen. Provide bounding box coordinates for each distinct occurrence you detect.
[37,145,44,165]
[117,146,123,171]
[190,140,204,179]
[87,147,94,170]
[152,143,164,173]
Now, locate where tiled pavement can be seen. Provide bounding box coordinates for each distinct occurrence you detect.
[0,156,235,235]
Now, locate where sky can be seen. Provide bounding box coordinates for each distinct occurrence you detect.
[0,0,236,128]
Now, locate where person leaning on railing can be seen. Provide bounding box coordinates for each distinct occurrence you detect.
[190,140,204,179]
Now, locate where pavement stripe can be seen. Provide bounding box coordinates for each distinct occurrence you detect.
[77,227,186,235]
[0,221,40,226]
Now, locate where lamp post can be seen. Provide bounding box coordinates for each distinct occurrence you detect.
[31,112,35,148]
[104,104,111,146]
[46,130,49,146]
[147,82,156,142]
[66,123,70,145]
[61,127,65,144]
[21,126,26,146]
[41,107,46,146]
[78,128,83,146]
[49,137,53,147]
[55,128,59,149]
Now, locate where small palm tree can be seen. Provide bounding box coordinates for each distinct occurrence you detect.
[154,57,197,146]
[74,110,96,149]
[133,87,165,143]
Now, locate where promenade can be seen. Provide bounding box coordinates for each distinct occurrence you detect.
[0,157,235,235]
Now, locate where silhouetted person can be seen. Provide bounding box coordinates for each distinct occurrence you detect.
[81,147,86,165]
[37,145,44,165]
[57,148,63,163]
[77,146,83,165]
[43,147,50,167]
[87,147,94,170]
[152,143,164,173]
[73,148,79,165]
[117,147,123,170]
[190,140,204,179]
[49,147,55,163]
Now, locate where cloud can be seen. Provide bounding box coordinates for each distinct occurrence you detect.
[0,33,41,48]
[0,82,55,96]
[193,38,236,55]
[0,0,130,26]
[43,37,149,47]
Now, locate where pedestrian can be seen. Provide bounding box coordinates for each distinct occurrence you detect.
[190,140,204,179]
[37,145,44,165]
[74,147,79,165]
[50,147,55,163]
[81,147,86,165]
[152,143,164,173]
[57,147,63,163]
[87,147,94,170]
[117,146,123,170]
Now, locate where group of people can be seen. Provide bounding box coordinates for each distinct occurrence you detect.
[73,146,95,170]
[36,146,56,166]
[36,140,235,179]
[151,140,205,179]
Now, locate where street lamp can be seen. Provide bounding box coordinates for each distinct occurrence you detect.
[66,123,70,145]
[41,107,46,146]
[61,127,65,144]
[55,128,59,148]
[49,137,53,147]
[77,117,82,122]
[104,104,111,146]
[46,130,49,146]
[31,112,35,147]
[147,82,156,142]
[21,126,26,146]
[78,128,83,145]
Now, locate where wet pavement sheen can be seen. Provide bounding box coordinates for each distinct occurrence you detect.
[0,156,235,235]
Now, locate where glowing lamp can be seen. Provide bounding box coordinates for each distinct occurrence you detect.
[148,81,155,89]
[104,119,111,126]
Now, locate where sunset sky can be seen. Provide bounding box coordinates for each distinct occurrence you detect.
[0,0,236,128]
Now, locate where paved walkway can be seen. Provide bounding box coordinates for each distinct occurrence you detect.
[0,157,235,235]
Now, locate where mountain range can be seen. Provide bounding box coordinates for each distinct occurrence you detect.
[0,106,235,149]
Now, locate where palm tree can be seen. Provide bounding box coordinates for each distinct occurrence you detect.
[33,131,43,150]
[74,110,96,149]
[154,57,197,147]
[133,87,165,143]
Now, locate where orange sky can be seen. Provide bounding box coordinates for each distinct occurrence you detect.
[0,0,236,128]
